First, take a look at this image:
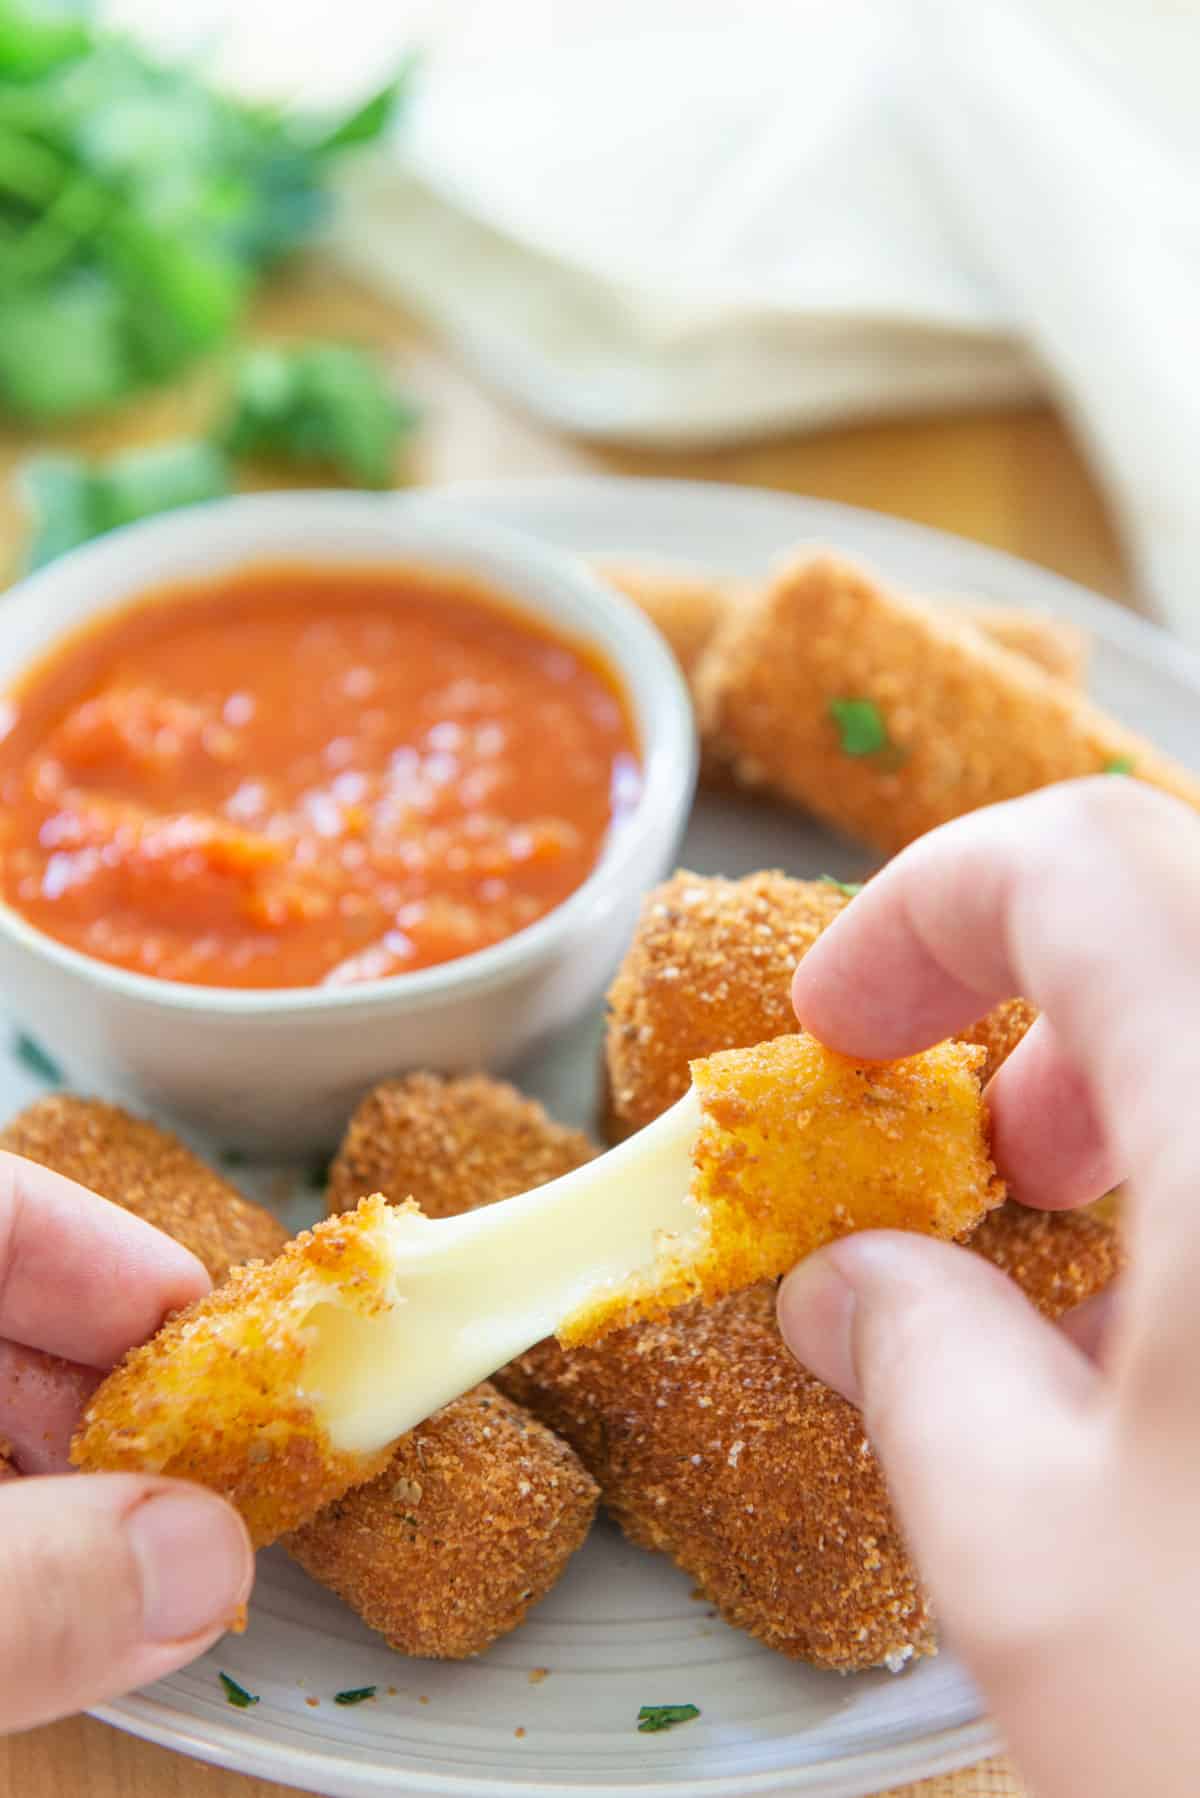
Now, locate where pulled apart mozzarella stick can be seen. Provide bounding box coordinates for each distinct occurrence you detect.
[326,1073,1120,1673]
[22,1095,596,1651]
[73,1032,1001,1541]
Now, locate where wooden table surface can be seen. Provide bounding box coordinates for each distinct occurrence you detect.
[0,257,1130,1798]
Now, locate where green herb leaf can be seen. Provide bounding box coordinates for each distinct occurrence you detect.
[13,1030,63,1085]
[0,3,90,79]
[1104,755,1135,775]
[0,279,131,420]
[96,440,230,532]
[218,1671,259,1709]
[312,61,415,156]
[20,453,102,568]
[222,342,417,488]
[21,440,230,569]
[828,697,890,758]
[819,874,864,898]
[334,1686,377,1706]
[0,12,411,421]
[637,1703,700,1734]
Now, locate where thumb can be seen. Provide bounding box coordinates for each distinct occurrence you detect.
[0,1473,253,1731]
[776,1232,1101,1672]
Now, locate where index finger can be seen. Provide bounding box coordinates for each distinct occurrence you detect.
[0,1152,209,1364]
[792,778,1200,1193]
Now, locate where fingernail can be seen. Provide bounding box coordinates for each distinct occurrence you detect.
[128,1491,253,1644]
[776,1251,861,1403]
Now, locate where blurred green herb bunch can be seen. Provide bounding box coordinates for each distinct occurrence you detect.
[0,0,419,564]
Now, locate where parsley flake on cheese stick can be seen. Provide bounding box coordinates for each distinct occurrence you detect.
[73,1031,1001,1541]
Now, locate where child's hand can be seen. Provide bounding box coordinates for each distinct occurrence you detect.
[778,777,1200,1798]
[0,1157,253,1732]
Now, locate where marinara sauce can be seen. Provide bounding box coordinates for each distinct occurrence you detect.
[0,564,642,988]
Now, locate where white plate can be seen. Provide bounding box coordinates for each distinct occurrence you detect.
[29,476,1191,1797]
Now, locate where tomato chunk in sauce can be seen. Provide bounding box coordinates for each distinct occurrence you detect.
[0,564,642,988]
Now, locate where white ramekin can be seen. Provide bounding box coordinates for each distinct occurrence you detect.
[0,491,695,1152]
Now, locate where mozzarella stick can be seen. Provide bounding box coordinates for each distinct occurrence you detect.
[959,997,1040,1085]
[605,870,1035,1138]
[73,1033,1000,1541]
[593,560,736,683]
[598,559,1088,694]
[946,603,1088,686]
[696,552,1200,853]
[0,1094,288,1282]
[326,1072,1118,1671]
[284,1385,597,1659]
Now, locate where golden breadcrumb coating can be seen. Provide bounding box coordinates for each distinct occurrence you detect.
[73,1026,997,1550]
[510,1283,935,1670]
[330,1075,1102,1671]
[604,870,1036,1138]
[969,1198,1123,1310]
[596,558,1088,693]
[46,1090,596,1657]
[72,1198,401,1545]
[328,1072,593,1219]
[960,997,1040,1085]
[284,1383,597,1658]
[948,604,1088,686]
[696,552,1200,854]
[564,1033,1002,1346]
[606,870,849,1135]
[506,1200,1121,1673]
[594,559,735,684]
[0,1095,288,1284]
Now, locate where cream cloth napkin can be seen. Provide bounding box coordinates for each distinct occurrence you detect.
[111,0,1200,640]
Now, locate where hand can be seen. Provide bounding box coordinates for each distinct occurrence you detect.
[777,777,1200,1798]
[0,1156,253,1732]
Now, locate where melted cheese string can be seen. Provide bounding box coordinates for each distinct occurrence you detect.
[299,1089,703,1453]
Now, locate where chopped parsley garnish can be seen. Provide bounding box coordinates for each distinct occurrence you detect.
[218,1672,259,1709]
[13,1032,64,1085]
[637,1702,700,1733]
[828,697,894,759]
[334,1686,377,1706]
[1104,755,1135,775]
[820,874,864,898]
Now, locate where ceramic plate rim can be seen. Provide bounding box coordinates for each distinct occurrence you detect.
[92,1693,1002,1797]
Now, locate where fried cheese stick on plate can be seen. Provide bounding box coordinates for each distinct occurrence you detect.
[695,552,1200,853]
[324,1071,1121,1672]
[73,1032,1001,1543]
[945,601,1088,685]
[289,1091,602,1657]
[605,870,1034,1139]
[5,1094,597,1655]
[283,1385,598,1659]
[595,558,1088,697]
[0,1094,289,1281]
